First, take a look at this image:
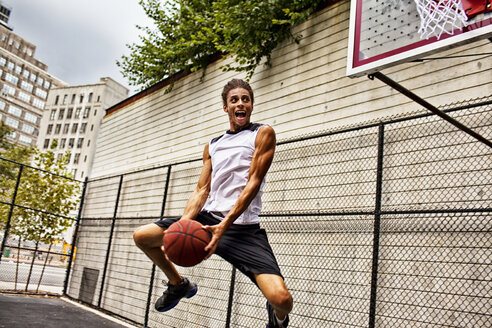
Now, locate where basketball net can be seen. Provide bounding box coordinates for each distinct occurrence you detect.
[413,0,469,40]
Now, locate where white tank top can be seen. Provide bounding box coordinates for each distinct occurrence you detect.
[202,123,266,224]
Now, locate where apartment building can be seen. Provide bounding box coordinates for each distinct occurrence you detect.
[0,1,11,30]
[0,23,66,147]
[37,77,128,180]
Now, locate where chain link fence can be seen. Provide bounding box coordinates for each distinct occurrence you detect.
[0,159,83,295]
[2,96,490,327]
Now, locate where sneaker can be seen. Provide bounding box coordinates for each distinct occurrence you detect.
[155,277,197,312]
[266,301,289,328]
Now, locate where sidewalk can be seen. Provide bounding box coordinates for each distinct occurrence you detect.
[0,293,136,328]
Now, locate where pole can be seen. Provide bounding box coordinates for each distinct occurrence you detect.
[144,165,172,327]
[368,72,492,148]
[225,267,237,328]
[63,177,89,295]
[98,175,124,308]
[368,123,385,328]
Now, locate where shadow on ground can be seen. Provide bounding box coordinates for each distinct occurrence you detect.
[0,293,129,328]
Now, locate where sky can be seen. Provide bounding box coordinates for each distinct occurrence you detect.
[7,0,154,95]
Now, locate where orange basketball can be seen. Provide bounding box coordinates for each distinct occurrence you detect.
[163,219,211,267]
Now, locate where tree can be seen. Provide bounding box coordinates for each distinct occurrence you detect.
[1,135,80,249]
[1,136,80,290]
[0,122,34,218]
[118,0,327,90]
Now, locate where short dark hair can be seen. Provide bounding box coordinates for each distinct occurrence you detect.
[221,79,254,106]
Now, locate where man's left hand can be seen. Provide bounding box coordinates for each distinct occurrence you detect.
[203,222,227,259]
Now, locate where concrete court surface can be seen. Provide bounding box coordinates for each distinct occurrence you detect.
[0,293,136,328]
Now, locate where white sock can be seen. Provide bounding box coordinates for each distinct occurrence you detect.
[275,314,285,326]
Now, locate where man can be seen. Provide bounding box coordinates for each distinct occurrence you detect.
[133,79,293,327]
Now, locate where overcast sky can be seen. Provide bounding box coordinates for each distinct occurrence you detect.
[8,0,154,95]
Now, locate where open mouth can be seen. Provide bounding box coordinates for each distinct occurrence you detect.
[235,111,246,118]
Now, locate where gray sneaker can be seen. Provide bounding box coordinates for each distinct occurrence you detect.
[155,277,197,312]
[266,301,289,327]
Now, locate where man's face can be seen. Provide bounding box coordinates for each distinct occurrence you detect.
[223,87,253,132]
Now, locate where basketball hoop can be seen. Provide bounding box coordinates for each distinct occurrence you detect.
[414,0,469,40]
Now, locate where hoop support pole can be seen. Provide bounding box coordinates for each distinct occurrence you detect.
[368,72,492,148]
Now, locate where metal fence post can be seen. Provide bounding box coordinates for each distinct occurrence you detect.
[144,165,172,328]
[368,123,385,328]
[63,176,89,295]
[98,175,124,308]
[0,165,23,263]
[225,267,237,328]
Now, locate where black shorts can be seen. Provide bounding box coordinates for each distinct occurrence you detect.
[155,211,283,284]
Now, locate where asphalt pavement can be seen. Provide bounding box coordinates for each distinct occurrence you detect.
[0,293,133,328]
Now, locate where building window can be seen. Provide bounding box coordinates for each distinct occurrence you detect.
[21,123,35,135]
[37,77,44,86]
[35,88,47,99]
[2,84,15,95]
[58,109,65,119]
[6,131,16,140]
[18,135,32,145]
[79,95,84,103]
[7,61,14,70]
[60,138,66,148]
[43,139,50,148]
[5,72,18,84]
[8,105,22,117]
[84,155,87,163]
[71,94,75,104]
[5,116,19,128]
[24,112,37,124]
[77,138,84,148]
[83,107,90,118]
[0,100,4,110]
[88,93,93,102]
[57,153,63,161]
[87,139,90,147]
[71,169,77,178]
[29,73,37,82]
[47,124,53,134]
[74,153,80,164]
[0,57,5,66]
[32,98,45,109]
[66,152,71,164]
[54,95,59,105]
[55,124,61,134]
[67,108,73,119]
[71,123,78,133]
[62,94,67,104]
[18,91,31,103]
[80,123,87,133]
[94,109,97,116]
[50,109,56,120]
[14,65,21,74]
[22,70,30,79]
[63,124,69,134]
[97,95,101,102]
[75,108,81,118]
[21,81,33,92]
[68,138,74,149]
[44,81,50,89]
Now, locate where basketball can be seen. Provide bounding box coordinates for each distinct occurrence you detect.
[163,219,211,267]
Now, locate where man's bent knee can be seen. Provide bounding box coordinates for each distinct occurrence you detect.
[133,224,163,249]
[270,289,293,312]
